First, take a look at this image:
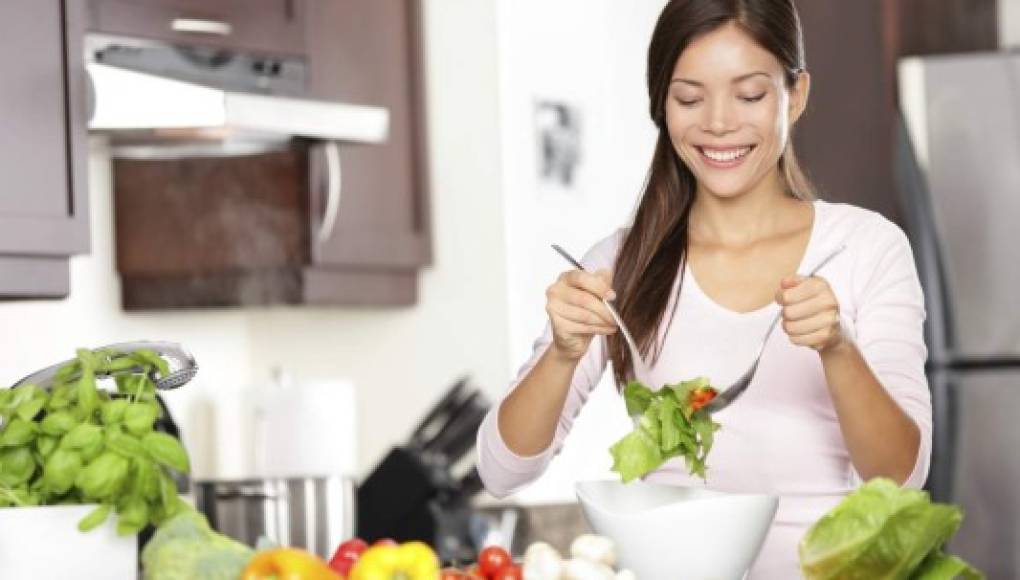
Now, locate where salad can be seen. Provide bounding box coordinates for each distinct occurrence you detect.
[609,377,721,483]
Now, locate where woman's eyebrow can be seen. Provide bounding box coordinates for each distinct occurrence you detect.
[669,71,771,87]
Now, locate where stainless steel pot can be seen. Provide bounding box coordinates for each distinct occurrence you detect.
[194,477,356,559]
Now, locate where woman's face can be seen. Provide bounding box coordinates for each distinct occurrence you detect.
[665,22,809,200]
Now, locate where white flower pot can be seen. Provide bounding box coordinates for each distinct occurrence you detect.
[0,504,137,580]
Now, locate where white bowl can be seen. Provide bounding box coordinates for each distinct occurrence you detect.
[0,504,137,580]
[576,480,778,580]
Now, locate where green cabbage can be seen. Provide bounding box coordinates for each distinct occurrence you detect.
[799,478,983,579]
[141,506,254,580]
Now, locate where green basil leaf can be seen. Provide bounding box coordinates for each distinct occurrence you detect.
[115,497,149,536]
[0,418,38,447]
[79,436,105,463]
[41,411,78,436]
[77,503,111,532]
[105,428,145,460]
[55,360,81,381]
[76,452,129,500]
[100,400,130,425]
[142,432,189,473]
[136,460,160,501]
[15,387,47,422]
[76,348,99,372]
[158,472,179,513]
[131,350,170,378]
[123,403,158,435]
[35,434,59,458]
[0,447,37,486]
[61,423,102,450]
[76,367,99,418]
[8,386,36,410]
[43,449,83,494]
[100,356,140,374]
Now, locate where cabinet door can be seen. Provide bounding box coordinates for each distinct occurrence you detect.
[88,0,307,57]
[305,0,431,269]
[0,0,89,256]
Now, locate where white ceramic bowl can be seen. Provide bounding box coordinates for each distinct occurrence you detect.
[576,480,778,580]
[0,504,137,579]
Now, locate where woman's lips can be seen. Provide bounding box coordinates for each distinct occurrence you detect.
[696,145,755,169]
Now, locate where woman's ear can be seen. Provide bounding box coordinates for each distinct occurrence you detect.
[789,70,811,125]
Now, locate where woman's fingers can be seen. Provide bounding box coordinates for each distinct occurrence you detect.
[550,301,618,329]
[562,269,615,301]
[548,273,616,326]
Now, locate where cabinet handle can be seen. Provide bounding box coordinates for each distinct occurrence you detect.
[317,141,343,245]
[170,18,234,36]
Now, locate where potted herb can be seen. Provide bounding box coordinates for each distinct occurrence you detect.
[0,347,192,579]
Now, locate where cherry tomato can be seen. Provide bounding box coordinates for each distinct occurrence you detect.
[440,568,467,580]
[492,564,523,580]
[464,563,486,579]
[478,546,513,577]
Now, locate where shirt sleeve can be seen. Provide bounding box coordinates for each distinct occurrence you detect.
[850,216,933,489]
[476,233,621,498]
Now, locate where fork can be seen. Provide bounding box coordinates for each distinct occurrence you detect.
[551,244,652,381]
[701,244,847,413]
[553,243,846,414]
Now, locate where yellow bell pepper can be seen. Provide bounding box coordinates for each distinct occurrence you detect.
[348,541,440,580]
[241,547,342,580]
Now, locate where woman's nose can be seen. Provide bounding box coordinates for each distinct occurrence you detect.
[704,99,737,135]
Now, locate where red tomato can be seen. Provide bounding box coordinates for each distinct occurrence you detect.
[328,538,368,574]
[464,564,486,579]
[440,569,466,580]
[492,564,523,580]
[478,546,513,577]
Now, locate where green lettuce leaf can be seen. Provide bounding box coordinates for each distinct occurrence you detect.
[799,479,984,580]
[610,378,720,483]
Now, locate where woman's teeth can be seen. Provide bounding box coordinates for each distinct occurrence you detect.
[700,146,752,162]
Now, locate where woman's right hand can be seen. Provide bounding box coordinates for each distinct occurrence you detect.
[544,269,618,361]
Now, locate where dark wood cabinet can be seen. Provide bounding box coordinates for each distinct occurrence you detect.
[113,145,419,308]
[305,0,432,271]
[0,0,90,299]
[110,1,431,309]
[87,0,307,57]
[793,0,997,224]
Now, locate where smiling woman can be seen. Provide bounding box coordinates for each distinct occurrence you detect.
[479,1,932,578]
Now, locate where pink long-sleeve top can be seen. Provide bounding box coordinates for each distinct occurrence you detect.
[477,200,932,578]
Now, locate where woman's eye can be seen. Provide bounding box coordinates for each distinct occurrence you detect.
[739,93,767,103]
[675,97,701,107]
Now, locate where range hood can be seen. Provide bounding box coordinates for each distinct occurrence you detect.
[85,34,390,158]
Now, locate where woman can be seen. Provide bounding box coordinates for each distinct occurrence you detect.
[477,0,931,577]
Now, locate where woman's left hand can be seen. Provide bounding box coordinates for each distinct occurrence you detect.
[775,275,847,353]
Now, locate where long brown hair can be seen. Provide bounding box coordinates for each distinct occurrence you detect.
[609,0,816,387]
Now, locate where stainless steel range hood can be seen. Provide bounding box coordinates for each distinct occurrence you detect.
[85,34,390,158]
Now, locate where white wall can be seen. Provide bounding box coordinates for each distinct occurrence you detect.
[0,0,508,482]
[494,0,667,503]
[1001,0,1020,47]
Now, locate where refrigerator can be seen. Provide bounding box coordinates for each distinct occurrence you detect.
[897,52,1020,577]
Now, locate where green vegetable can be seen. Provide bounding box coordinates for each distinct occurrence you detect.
[143,432,190,473]
[609,378,721,483]
[141,506,255,580]
[799,478,984,579]
[0,347,191,536]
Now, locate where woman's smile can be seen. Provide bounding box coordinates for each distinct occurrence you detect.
[696,144,757,169]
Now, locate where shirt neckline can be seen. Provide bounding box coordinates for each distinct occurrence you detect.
[683,199,825,319]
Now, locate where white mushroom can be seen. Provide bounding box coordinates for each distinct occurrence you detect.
[569,534,617,568]
[523,542,564,580]
[561,557,616,580]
